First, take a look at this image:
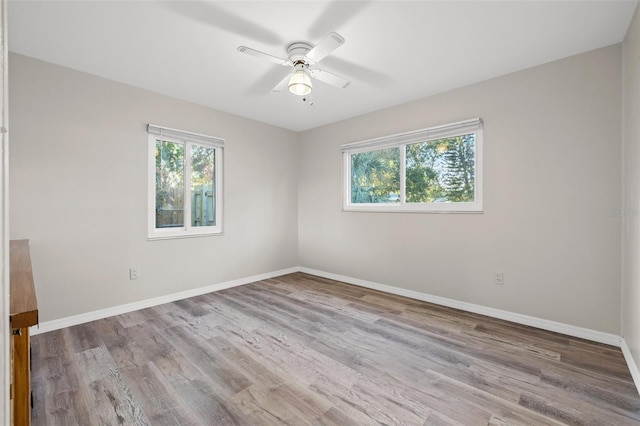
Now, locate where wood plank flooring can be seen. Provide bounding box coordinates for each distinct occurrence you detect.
[30,273,640,425]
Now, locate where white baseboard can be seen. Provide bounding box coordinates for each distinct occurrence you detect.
[32,265,622,349]
[31,267,299,335]
[621,338,640,396]
[298,267,622,347]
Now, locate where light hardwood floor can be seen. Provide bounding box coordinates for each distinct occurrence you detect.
[31,273,640,425]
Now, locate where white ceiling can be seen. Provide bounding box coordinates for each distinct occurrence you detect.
[8,1,638,132]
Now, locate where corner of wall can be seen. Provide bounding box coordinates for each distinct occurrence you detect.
[621,0,640,398]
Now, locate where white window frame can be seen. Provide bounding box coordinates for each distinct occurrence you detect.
[342,118,483,213]
[148,124,224,240]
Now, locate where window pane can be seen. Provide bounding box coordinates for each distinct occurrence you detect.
[406,133,475,203]
[351,148,400,203]
[155,140,184,228]
[190,145,216,227]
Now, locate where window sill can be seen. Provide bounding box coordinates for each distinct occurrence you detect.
[342,204,483,213]
[147,230,223,241]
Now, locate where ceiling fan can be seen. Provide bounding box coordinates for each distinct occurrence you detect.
[237,32,351,97]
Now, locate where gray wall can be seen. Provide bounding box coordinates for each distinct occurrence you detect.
[10,44,625,337]
[623,4,640,376]
[9,53,299,322]
[299,45,622,334]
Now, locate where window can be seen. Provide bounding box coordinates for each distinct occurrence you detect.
[148,125,223,239]
[342,118,483,212]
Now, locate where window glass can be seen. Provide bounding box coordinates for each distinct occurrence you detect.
[351,148,400,204]
[155,140,184,228]
[405,134,475,203]
[190,145,216,227]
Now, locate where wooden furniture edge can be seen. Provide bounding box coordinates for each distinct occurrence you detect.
[9,238,39,426]
[9,239,38,329]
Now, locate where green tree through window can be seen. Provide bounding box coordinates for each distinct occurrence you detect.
[351,148,400,203]
[342,118,482,212]
[155,140,185,228]
[406,134,475,203]
[148,124,224,239]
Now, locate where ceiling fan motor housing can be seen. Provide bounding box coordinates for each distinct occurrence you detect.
[287,42,313,63]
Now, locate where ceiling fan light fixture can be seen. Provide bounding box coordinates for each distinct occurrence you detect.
[288,70,312,96]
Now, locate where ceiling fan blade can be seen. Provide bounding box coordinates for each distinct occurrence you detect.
[165,2,283,45]
[271,73,294,92]
[320,56,392,87]
[308,2,371,40]
[237,46,290,66]
[310,69,351,89]
[304,32,345,65]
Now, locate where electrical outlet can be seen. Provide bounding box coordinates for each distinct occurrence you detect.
[494,272,504,285]
[130,267,140,280]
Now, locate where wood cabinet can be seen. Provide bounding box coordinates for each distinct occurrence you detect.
[9,240,38,426]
